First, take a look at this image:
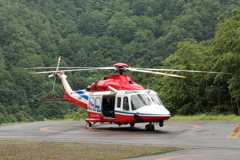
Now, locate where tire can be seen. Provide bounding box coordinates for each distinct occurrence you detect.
[130,123,135,128]
[145,124,150,131]
[159,120,164,127]
[86,121,92,129]
[150,124,155,131]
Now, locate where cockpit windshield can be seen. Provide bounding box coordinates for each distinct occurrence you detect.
[149,94,163,105]
[131,94,151,110]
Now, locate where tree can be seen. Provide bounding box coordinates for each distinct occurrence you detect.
[0,0,239,122]
[118,18,137,43]
[211,7,240,114]
[78,11,107,37]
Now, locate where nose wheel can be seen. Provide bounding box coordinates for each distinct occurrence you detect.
[145,123,155,131]
[159,120,164,127]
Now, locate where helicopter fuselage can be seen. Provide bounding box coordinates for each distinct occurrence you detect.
[59,73,170,130]
[66,89,170,121]
[30,60,229,131]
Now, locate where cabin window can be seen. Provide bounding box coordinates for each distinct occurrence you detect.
[95,97,101,110]
[117,97,121,108]
[89,97,94,110]
[123,97,129,111]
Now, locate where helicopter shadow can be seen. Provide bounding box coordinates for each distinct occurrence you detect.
[88,125,170,134]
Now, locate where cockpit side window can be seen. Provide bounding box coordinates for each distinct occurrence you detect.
[131,94,151,110]
[123,97,129,111]
[149,94,163,105]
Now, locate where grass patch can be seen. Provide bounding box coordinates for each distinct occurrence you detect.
[169,114,240,121]
[0,140,185,160]
[0,122,26,126]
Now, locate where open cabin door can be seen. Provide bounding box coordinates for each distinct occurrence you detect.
[102,95,115,118]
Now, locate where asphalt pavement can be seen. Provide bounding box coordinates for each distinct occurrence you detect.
[0,121,239,160]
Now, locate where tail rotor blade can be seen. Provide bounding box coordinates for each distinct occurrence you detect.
[52,57,61,92]
[48,74,54,78]
[52,76,56,92]
[56,57,61,71]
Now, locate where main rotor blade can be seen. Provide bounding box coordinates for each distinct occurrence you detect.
[134,68,231,74]
[128,68,187,78]
[28,67,116,74]
[25,67,116,70]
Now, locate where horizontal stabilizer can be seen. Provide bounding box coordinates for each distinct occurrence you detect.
[40,96,68,101]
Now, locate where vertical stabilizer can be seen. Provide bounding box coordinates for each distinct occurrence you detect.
[57,73,73,94]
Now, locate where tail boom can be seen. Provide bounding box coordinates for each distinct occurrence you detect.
[58,72,89,109]
[64,92,88,109]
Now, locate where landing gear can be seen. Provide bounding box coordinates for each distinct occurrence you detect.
[145,123,155,131]
[130,123,135,128]
[86,121,92,129]
[149,124,155,131]
[159,120,164,127]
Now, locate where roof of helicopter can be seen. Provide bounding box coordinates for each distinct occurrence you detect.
[86,88,153,96]
[89,74,144,92]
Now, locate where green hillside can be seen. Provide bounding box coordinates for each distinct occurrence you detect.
[0,0,239,122]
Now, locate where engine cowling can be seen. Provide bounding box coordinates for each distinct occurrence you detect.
[90,74,144,91]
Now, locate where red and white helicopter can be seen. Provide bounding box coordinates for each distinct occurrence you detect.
[27,57,229,131]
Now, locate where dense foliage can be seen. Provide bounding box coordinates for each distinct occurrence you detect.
[153,11,240,115]
[0,0,239,122]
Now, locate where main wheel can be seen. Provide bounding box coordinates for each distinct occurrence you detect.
[145,124,150,131]
[86,121,92,129]
[130,123,135,128]
[149,124,155,131]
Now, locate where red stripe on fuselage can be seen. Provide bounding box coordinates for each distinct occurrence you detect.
[85,111,170,123]
[115,113,170,123]
[140,115,170,122]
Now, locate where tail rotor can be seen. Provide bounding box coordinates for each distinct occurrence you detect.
[48,57,61,92]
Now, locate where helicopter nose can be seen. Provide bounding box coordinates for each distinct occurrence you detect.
[134,106,170,122]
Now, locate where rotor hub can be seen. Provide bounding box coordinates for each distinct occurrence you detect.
[113,63,129,67]
[113,63,129,74]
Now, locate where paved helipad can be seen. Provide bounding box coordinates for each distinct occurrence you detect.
[0,121,239,160]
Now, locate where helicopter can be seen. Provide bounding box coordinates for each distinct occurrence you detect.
[26,57,230,131]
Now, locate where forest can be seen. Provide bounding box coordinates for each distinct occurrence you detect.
[0,0,239,123]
